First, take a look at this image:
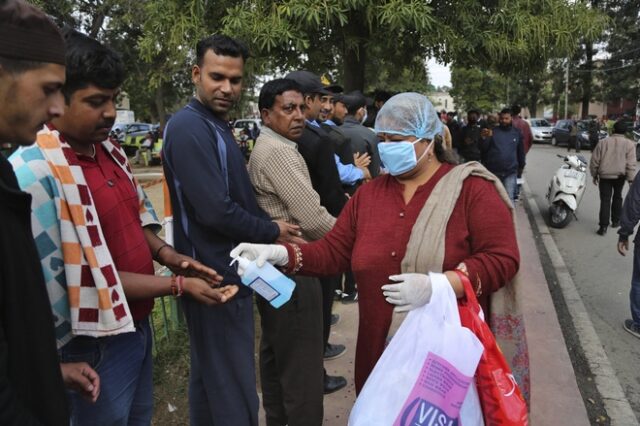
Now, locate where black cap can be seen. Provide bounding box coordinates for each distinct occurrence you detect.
[284,70,331,95]
[324,84,343,94]
[338,91,367,110]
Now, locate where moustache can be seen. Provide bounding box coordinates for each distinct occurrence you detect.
[96,121,115,130]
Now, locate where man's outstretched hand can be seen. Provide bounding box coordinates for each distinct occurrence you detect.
[159,247,223,285]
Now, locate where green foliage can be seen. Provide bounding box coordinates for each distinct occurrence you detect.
[449,67,506,113]
[600,0,640,105]
[28,0,612,121]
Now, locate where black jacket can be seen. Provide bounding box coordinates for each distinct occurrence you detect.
[319,122,352,165]
[296,124,347,216]
[0,155,69,425]
[341,117,381,177]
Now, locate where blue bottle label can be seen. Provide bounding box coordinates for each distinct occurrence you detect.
[247,276,280,301]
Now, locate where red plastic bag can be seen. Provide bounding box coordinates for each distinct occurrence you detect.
[457,273,529,426]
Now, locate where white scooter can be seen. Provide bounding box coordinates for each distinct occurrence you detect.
[546,154,588,228]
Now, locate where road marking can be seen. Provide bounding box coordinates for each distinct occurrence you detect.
[524,182,638,425]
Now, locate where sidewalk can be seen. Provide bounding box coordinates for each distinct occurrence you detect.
[139,172,590,425]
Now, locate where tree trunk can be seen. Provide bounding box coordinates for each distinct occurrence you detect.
[342,12,369,92]
[89,13,105,38]
[581,41,593,119]
[529,99,538,118]
[155,85,166,128]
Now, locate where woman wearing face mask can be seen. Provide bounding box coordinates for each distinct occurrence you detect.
[232,93,519,393]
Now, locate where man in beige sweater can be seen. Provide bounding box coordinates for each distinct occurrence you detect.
[590,119,637,235]
[248,78,338,426]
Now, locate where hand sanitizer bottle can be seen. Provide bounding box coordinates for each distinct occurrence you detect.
[232,256,296,308]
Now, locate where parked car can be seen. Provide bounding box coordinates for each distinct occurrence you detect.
[233,118,261,139]
[527,118,554,143]
[551,119,607,150]
[113,123,159,156]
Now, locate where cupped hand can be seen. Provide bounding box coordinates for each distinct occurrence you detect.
[60,362,100,403]
[184,277,239,305]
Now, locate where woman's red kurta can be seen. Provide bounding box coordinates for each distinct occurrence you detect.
[291,163,519,393]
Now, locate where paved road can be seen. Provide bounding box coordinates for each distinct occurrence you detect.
[524,143,640,417]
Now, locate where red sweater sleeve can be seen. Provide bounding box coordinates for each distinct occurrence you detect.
[459,177,520,294]
[288,190,360,277]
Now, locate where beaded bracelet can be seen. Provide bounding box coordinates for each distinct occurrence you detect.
[170,275,184,297]
[289,244,303,274]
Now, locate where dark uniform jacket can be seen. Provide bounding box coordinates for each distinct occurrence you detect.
[0,155,69,425]
[319,122,352,166]
[340,117,381,177]
[296,123,347,217]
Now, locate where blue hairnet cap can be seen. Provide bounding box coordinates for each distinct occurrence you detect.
[374,92,444,140]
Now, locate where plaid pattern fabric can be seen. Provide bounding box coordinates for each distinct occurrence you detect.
[9,126,160,348]
[248,127,335,241]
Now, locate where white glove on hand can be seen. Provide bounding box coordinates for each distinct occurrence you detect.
[381,273,433,312]
[230,243,289,274]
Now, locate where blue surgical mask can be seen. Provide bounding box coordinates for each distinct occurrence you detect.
[378,138,431,176]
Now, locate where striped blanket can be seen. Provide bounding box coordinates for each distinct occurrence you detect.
[9,126,160,348]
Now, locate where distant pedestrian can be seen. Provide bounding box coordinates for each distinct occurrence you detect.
[479,108,526,204]
[511,104,533,154]
[456,108,482,162]
[588,119,600,151]
[568,120,580,152]
[590,120,636,235]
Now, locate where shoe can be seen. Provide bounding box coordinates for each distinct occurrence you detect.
[341,292,358,304]
[324,343,346,360]
[334,289,343,301]
[596,226,607,236]
[330,313,340,326]
[324,374,347,394]
[611,221,620,228]
[623,319,640,339]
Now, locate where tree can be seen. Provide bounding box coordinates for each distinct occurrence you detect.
[449,67,505,113]
[222,0,607,92]
[600,0,640,113]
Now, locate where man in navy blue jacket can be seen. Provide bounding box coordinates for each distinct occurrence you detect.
[480,108,526,204]
[162,35,302,426]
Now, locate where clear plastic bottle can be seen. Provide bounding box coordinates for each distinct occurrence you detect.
[232,256,296,308]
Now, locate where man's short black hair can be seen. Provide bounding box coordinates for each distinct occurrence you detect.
[373,89,391,103]
[259,78,303,111]
[500,108,512,115]
[61,28,125,101]
[613,119,629,135]
[447,111,456,117]
[196,35,249,67]
[511,104,522,115]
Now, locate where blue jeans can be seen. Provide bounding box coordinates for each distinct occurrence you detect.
[60,318,154,426]
[500,173,518,205]
[630,244,640,326]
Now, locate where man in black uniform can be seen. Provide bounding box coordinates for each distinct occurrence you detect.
[285,70,348,394]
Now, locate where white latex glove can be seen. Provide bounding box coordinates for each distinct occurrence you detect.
[381,273,433,312]
[230,243,289,274]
